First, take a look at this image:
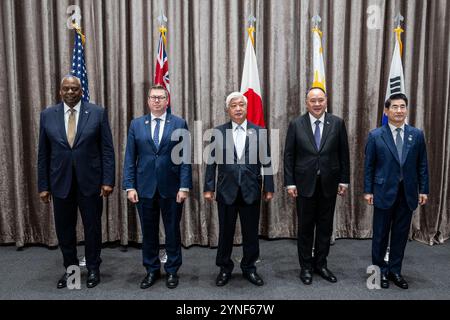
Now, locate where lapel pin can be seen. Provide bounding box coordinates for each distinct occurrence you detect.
[85,111,89,114]
[408,135,413,141]
[145,120,149,124]
[326,121,330,125]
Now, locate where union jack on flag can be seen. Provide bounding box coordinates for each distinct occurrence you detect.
[70,26,89,102]
[154,29,171,112]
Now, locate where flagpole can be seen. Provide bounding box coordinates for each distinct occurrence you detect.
[311,15,326,92]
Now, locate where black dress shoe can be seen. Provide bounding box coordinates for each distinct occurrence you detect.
[166,273,179,289]
[140,271,161,289]
[57,272,71,289]
[216,272,231,287]
[300,269,313,285]
[381,274,389,289]
[388,273,408,289]
[86,270,100,288]
[314,267,337,283]
[243,272,264,286]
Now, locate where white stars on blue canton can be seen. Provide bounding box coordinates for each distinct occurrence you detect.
[70,32,90,102]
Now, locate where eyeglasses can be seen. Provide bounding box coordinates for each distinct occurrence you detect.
[149,95,167,101]
[390,105,407,111]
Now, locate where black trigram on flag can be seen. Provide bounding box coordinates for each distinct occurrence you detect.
[389,76,402,94]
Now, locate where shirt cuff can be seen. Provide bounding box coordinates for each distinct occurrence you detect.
[286,185,297,189]
[126,188,136,192]
[179,188,190,192]
[339,183,349,188]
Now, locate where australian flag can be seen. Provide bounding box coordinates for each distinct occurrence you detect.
[70,28,90,102]
[154,31,171,113]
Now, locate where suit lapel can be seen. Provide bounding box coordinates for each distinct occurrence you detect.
[159,113,173,149]
[144,114,158,153]
[319,113,331,152]
[242,122,256,160]
[73,102,90,147]
[402,125,413,165]
[223,122,237,161]
[381,124,401,163]
[55,103,69,146]
[300,114,318,152]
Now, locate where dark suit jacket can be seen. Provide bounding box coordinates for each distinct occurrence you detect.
[364,124,429,211]
[37,102,115,198]
[284,112,350,198]
[122,113,192,198]
[204,121,274,205]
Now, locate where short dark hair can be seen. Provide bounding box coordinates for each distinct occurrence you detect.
[385,93,408,108]
[305,87,327,99]
[148,84,168,98]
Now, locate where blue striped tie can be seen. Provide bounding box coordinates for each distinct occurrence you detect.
[153,118,161,148]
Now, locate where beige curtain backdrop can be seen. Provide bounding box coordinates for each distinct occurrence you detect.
[0,0,449,248]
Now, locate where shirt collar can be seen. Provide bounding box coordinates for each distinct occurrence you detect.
[151,112,167,122]
[232,119,247,131]
[388,122,405,133]
[64,101,81,114]
[309,112,325,125]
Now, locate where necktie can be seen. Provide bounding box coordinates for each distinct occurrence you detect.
[67,108,76,148]
[314,119,321,150]
[153,118,161,149]
[395,127,403,161]
[235,125,245,158]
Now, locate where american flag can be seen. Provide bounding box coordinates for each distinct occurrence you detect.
[154,29,171,112]
[70,26,90,102]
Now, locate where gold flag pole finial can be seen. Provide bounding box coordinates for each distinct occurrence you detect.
[157,9,168,45]
[311,15,322,36]
[72,22,85,45]
[247,15,256,47]
[394,13,404,56]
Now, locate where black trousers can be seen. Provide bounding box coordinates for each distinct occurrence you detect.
[216,189,261,274]
[137,190,183,274]
[296,176,337,270]
[52,171,103,272]
[372,182,413,275]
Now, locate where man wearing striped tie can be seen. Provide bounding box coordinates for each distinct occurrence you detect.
[364,93,429,289]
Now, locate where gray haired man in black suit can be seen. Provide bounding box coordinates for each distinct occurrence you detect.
[204,91,274,287]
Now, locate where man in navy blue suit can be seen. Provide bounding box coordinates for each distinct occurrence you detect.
[123,84,192,289]
[364,93,429,289]
[38,75,115,289]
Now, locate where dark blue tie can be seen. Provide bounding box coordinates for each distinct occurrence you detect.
[153,118,161,148]
[314,119,321,150]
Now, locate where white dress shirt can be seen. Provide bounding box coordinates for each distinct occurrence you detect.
[64,101,81,135]
[151,112,166,143]
[388,122,405,141]
[232,119,247,159]
[309,112,325,137]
